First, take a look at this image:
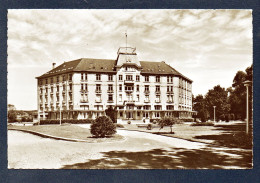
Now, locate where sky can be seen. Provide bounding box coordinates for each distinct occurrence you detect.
[7,9,252,110]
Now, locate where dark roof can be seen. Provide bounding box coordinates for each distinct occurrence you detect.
[37,58,192,82]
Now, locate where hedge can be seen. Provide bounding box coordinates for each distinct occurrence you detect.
[39,119,94,125]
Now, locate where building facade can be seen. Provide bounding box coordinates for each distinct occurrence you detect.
[36,47,194,122]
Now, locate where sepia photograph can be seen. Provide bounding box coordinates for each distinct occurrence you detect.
[7,9,253,169]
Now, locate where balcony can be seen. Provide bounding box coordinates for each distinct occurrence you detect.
[125,89,134,93]
[124,100,135,104]
[95,99,102,103]
[167,100,174,103]
[69,89,73,93]
[144,90,150,94]
[144,100,150,103]
[80,99,88,103]
[45,93,48,96]
[107,100,114,103]
[155,100,161,103]
[167,91,174,94]
[62,90,66,94]
[107,90,114,93]
[124,80,134,84]
[155,91,161,94]
[81,89,88,93]
[95,90,102,94]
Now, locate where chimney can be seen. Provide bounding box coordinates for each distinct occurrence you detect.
[52,63,56,69]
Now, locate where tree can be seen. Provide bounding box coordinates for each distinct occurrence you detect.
[205,85,230,121]
[193,95,208,122]
[90,116,116,138]
[229,70,247,120]
[8,104,17,122]
[105,106,117,123]
[158,117,180,133]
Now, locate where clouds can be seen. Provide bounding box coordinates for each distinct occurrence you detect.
[7,9,252,109]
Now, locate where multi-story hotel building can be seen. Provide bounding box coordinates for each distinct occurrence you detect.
[36,47,194,122]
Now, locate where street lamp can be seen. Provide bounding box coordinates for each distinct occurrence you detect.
[243,80,251,134]
[213,106,216,123]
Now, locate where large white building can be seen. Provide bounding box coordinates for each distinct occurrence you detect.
[36,47,194,122]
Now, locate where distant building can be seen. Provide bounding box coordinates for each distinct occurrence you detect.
[36,47,194,122]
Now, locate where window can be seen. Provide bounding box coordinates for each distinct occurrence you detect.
[119,94,122,102]
[126,75,133,81]
[108,75,113,81]
[167,76,173,83]
[167,86,173,92]
[155,105,162,110]
[125,85,133,91]
[156,85,160,92]
[155,112,160,118]
[145,95,149,102]
[85,73,87,81]
[45,79,48,85]
[56,76,59,83]
[167,105,174,110]
[51,77,53,84]
[81,84,84,90]
[156,95,160,102]
[96,74,101,81]
[145,76,149,82]
[51,87,53,93]
[126,93,133,101]
[167,95,173,102]
[136,94,139,102]
[136,85,139,92]
[57,86,59,92]
[119,75,123,81]
[63,85,65,91]
[81,73,84,80]
[96,84,101,92]
[119,84,122,91]
[69,84,72,91]
[143,105,151,110]
[145,85,149,92]
[108,84,113,91]
[69,74,73,81]
[63,75,66,81]
[108,94,113,101]
[85,84,88,91]
[95,95,101,102]
[156,76,160,82]
[120,112,123,117]
[136,75,140,81]
[137,112,140,117]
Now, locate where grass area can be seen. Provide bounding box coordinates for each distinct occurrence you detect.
[123,121,252,149]
[8,124,123,143]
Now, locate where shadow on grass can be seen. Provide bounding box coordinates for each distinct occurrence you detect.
[194,123,252,149]
[62,148,252,169]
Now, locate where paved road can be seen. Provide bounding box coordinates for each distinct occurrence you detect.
[8,129,252,169]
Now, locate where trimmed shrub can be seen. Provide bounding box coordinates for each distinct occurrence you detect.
[116,124,124,128]
[143,119,145,123]
[177,118,194,122]
[39,119,94,125]
[191,122,214,126]
[127,121,131,124]
[158,117,180,133]
[147,124,153,130]
[90,116,116,138]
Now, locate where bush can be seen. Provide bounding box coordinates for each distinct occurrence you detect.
[143,119,145,123]
[127,121,131,124]
[158,117,180,133]
[225,114,230,122]
[116,124,124,128]
[219,114,225,121]
[90,116,116,138]
[177,118,194,122]
[147,124,153,130]
[39,119,94,125]
[191,122,214,126]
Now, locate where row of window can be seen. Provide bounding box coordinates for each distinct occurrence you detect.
[39,74,181,85]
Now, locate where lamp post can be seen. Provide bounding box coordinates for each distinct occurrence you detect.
[243,80,251,134]
[213,106,216,123]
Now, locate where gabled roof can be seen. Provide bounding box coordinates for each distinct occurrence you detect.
[37,58,192,82]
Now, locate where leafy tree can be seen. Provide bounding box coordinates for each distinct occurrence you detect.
[158,117,180,133]
[90,116,116,138]
[105,106,117,123]
[229,70,247,120]
[205,85,230,121]
[193,94,208,122]
[8,104,17,122]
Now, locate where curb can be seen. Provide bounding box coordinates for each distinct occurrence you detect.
[8,129,89,142]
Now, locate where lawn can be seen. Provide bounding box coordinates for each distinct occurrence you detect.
[8,124,123,143]
[123,121,252,149]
